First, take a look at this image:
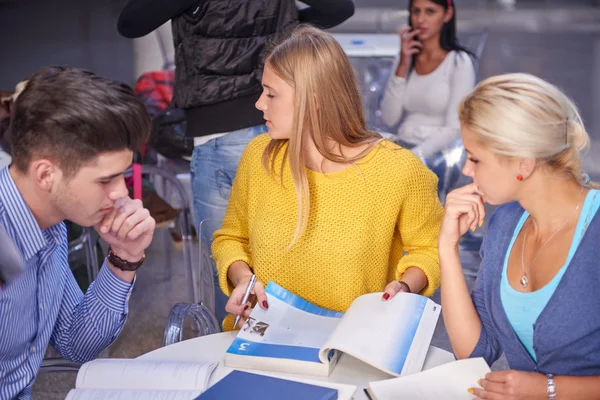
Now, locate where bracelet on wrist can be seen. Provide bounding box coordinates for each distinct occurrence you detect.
[546,374,556,400]
[397,280,412,293]
[107,248,145,271]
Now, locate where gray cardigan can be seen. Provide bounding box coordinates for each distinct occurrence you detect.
[469,201,600,375]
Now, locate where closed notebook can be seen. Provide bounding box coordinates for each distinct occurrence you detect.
[225,281,441,377]
[195,370,338,400]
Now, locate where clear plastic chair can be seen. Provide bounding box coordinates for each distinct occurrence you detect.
[68,227,99,283]
[163,218,221,346]
[38,357,81,374]
[427,28,489,202]
[429,137,469,204]
[426,29,490,275]
[34,225,101,377]
[163,301,220,346]
[124,164,197,303]
[39,229,105,375]
[463,28,489,80]
[350,56,398,132]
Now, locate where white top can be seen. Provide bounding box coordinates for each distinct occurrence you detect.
[138,331,456,400]
[380,51,476,158]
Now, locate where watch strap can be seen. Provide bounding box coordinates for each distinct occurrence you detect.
[107,248,145,271]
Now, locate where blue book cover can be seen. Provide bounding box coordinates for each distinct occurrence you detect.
[226,281,344,376]
[195,370,338,400]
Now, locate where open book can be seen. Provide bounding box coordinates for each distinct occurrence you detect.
[65,358,354,400]
[366,357,491,400]
[225,281,441,377]
[65,359,218,400]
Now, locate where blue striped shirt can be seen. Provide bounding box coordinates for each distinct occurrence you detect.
[0,166,134,399]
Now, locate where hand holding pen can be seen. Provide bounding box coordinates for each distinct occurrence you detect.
[233,274,257,329]
[225,263,270,329]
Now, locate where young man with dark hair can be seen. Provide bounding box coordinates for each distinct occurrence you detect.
[0,66,156,399]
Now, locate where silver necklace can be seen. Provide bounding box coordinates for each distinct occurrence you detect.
[520,187,584,288]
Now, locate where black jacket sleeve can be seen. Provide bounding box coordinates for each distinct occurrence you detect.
[117,0,354,39]
[298,0,355,29]
[117,0,201,38]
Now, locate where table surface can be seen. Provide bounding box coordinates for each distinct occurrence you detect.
[139,331,456,400]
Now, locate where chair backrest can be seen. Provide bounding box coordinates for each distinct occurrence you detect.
[430,138,470,203]
[67,226,99,285]
[434,28,489,202]
[39,357,81,374]
[462,28,489,81]
[473,29,489,61]
[163,217,222,346]
[197,218,228,325]
[125,164,197,304]
[348,56,398,132]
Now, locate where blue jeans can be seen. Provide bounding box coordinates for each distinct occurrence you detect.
[190,124,268,324]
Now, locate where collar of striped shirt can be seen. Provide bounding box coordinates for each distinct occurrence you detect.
[0,167,63,260]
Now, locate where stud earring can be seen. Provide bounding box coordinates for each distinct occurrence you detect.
[517,175,523,181]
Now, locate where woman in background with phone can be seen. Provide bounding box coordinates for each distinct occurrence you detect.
[380,0,476,163]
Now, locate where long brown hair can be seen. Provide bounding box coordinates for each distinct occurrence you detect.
[263,25,381,247]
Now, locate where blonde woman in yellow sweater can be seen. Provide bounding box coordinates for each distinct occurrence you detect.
[213,26,444,330]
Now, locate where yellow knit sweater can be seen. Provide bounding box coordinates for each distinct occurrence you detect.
[213,134,443,330]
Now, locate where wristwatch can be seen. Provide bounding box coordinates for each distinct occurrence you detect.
[546,374,556,400]
[107,248,145,271]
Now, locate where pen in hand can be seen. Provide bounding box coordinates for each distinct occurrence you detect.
[233,274,257,329]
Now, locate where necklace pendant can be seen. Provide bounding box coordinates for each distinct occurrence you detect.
[520,275,529,288]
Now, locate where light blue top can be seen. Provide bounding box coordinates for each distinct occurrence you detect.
[501,189,600,361]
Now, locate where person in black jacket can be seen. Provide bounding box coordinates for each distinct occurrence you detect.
[118,0,354,221]
[118,0,354,324]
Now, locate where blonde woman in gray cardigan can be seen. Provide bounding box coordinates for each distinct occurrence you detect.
[440,73,600,399]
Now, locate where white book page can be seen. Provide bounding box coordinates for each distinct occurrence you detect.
[65,389,202,400]
[75,359,218,391]
[367,357,491,400]
[236,295,340,349]
[318,293,440,376]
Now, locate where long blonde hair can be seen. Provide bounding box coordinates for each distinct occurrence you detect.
[459,73,599,189]
[263,25,381,248]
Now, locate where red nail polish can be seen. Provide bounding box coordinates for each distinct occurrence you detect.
[262,301,269,309]
[382,293,390,300]
[244,305,249,310]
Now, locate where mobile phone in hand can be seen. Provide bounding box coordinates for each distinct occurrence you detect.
[412,29,421,52]
[0,228,23,285]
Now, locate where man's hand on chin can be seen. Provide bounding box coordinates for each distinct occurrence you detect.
[94,197,155,282]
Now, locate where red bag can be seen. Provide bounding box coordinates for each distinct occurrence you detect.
[134,70,175,119]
